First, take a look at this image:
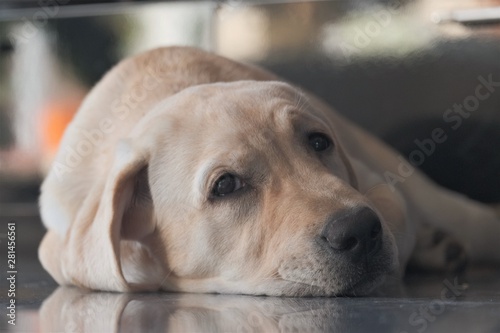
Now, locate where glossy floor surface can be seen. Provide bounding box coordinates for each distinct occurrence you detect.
[2,256,500,333]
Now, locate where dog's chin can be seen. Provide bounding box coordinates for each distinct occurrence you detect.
[274,252,397,297]
[276,271,389,297]
[331,262,398,297]
[161,267,391,297]
[274,246,397,297]
[338,272,388,296]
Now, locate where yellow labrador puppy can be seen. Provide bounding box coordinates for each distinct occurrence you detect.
[39,47,500,296]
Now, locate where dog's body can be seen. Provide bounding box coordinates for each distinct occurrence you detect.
[39,47,500,296]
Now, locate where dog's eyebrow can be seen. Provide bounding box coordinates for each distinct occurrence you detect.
[194,156,241,201]
[195,160,218,198]
[271,105,301,132]
[194,151,258,201]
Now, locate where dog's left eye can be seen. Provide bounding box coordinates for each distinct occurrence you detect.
[308,133,332,152]
[212,173,245,197]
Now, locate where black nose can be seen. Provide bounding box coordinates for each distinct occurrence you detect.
[319,207,383,261]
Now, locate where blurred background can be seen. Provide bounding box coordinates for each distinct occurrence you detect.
[1,0,500,307]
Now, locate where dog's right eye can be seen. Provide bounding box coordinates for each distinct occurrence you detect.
[308,133,332,152]
[212,173,245,197]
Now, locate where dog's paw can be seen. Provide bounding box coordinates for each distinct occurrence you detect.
[407,224,467,273]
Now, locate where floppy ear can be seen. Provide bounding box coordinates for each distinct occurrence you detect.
[39,139,165,292]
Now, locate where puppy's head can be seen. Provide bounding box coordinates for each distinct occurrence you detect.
[42,81,398,296]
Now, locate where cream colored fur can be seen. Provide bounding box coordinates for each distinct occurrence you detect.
[39,47,500,296]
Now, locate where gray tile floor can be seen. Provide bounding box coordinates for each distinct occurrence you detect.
[2,254,500,333]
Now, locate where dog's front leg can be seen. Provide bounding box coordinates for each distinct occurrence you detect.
[402,176,500,266]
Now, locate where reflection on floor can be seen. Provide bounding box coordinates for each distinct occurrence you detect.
[2,257,499,333]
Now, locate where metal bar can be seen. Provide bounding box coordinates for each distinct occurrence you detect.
[433,6,500,25]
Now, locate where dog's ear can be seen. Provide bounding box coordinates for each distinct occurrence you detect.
[39,139,165,292]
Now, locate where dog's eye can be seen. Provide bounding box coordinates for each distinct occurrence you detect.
[308,133,332,152]
[212,173,245,197]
